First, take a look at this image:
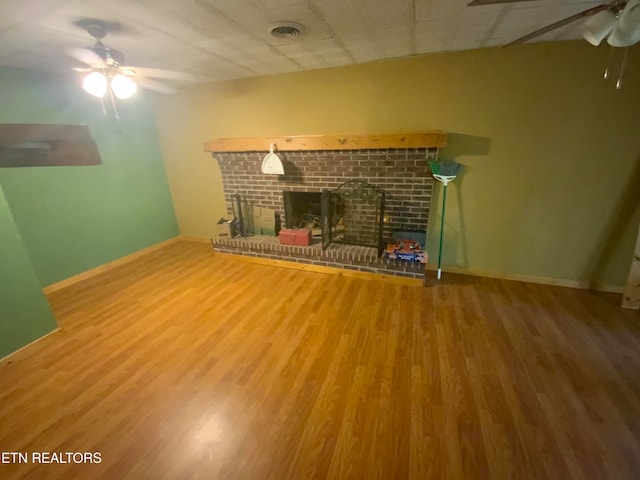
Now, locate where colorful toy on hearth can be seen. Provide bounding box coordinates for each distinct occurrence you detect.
[385,240,427,264]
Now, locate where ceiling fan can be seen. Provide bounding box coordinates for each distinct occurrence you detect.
[468,0,640,87]
[67,19,195,116]
[474,0,640,48]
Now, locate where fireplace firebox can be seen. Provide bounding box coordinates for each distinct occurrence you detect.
[283,191,322,235]
[284,181,385,254]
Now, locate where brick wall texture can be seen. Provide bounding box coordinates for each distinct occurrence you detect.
[215,148,436,242]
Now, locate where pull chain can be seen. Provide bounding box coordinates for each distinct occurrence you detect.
[616,47,629,90]
[107,83,120,121]
[603,45,615,80]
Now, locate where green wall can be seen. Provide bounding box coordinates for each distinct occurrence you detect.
[0,184,57,359]
[0,67,179,286]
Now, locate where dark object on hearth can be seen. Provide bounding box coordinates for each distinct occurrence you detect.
[385,240,427,264]
[392,229,427,249]
[283,191,322,230]
[279,228,312,246]
[321,180,385,256]
[232,194,246,236]
[299,214,322,236]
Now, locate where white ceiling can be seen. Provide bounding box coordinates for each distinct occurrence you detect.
[0,0,606,84]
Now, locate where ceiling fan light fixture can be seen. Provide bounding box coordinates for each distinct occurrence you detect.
[582,10,617,46]
[110,74,137,99]
[618,0,640,32]
[82,71,107,98]
[607,22,640,46]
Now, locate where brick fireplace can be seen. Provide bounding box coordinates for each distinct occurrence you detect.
[206,133,446,281]
[217,148,436,236]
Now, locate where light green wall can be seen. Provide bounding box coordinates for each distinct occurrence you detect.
[0,67,179,286]
[154,41,640,288]
[0,183,57,359]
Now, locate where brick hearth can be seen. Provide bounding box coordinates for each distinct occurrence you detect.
[213,235,426,279]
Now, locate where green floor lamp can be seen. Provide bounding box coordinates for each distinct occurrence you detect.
[429,160,463,280]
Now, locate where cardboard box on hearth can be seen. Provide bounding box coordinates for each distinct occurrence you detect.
[258,206,278,236]
[215,217,236,238]
[245,206,278,236]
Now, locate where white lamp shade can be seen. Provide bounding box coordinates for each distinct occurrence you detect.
[607,22,640,47]
[618,0,640,33]
[82,72,107,98]
[110,74,137,99]
[583,10,616,46]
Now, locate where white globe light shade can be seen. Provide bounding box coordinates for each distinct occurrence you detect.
[82,71,107,98]
[618,0,640,33]
[110,74,137,99]
[582,10,616,46]
[607,22,640,47]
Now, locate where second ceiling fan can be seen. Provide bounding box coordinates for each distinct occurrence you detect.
[468,0,640,47]
[469,0,640,88]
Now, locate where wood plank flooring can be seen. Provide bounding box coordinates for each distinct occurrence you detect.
[1,240,640,479]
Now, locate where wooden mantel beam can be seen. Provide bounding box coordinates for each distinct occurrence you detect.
[203,132,447,153]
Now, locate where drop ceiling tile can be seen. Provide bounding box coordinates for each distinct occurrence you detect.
[415,39,446,54]
[482,36,508,48]
[261,3,320,23]
[193,0,264,19]
[378,47,412,59]
[273,43,309,55]
[0,0,620,85]
[323,56,352,67]
[415,28,446,46]
[316,47,352,62]
[238,61,280,75]
[360,0,410,28]
[415,0,471,23]
[0,24,83,52]
[349,50,380,63]
[0,0,72,29]
[288,54,326,69]
[310,0,365,32]
[299,38,341,51]
[494,3,601,42]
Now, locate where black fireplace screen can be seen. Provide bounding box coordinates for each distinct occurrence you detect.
[321,180,385,255]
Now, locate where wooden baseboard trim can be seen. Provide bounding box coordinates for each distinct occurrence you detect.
[0,328,61,363]
[180,236,212,244]
[216,253,423,286]
[426,264,624,293]
[42,237,182,295]
[40,235,623,296]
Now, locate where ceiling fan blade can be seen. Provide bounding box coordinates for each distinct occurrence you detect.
[66,47,104,66]
[135,77,178,94]
[120,66,195,82]
[468,0,538,5]
[505,4,612,46]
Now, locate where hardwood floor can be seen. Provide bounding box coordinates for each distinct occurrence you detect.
[1,240,640,479]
